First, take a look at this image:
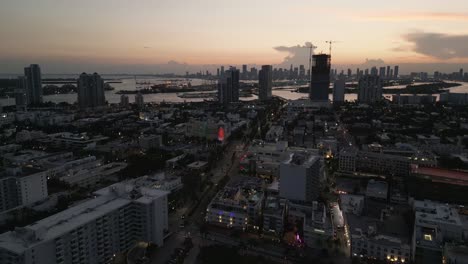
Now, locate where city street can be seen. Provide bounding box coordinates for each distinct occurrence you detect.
[148,139,246,264]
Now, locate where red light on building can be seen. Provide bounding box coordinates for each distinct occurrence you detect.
[217,126,225,142]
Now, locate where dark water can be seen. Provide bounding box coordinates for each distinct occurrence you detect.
[1,76,467,106]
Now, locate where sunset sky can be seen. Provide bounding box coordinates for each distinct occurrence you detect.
[1,0,468,73]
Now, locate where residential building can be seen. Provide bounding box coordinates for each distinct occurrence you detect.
[206,178,264,229]
[0,166,48,213]
[0,181,168,264]
[135,92,144,108]
[333,77,345,103]
[358,75,382,103]
[412,200,465,264]
[258,65,272,101]
[77,72,106,109]
[15,77,28,111]
[218,67,240,105]
[24,64,42,105]
[279,152,323,203]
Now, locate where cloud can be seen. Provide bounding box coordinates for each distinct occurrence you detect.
[403,32,468,59]
[391,46,411,52]
[143,46,152,49]
[354,12,468,22]
[273,42,316,68]
[362,58,385,66]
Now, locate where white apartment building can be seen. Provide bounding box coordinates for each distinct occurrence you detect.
[338,149,412,176]
[279,152,323,202]
[0,181,168,264]
[0,167,48,213]
[38,132,108,150]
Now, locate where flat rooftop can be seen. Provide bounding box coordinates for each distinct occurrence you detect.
[0,195,131,254]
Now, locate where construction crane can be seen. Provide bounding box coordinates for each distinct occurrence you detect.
[325,40,342,60]
[302,43,317,84]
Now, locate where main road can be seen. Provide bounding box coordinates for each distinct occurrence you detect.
[148,139,246,264]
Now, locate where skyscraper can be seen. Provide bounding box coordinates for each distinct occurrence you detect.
[135,92,144,108]
[371,67,378,76]
[24,64,43,105]
[299,65,306,79]
[333,76,346,104]
[250,67,257,80]
[258,65,273,101]
[120,94,129,107]
[347,68,352,78]
[242,64,248,79]
[460,68,464,80]
[386,66,391,78]
[394,66,399,79]
[218,67,240,105]
[379,67,386,78]
[220,66,225,77]
[358,75,383,103]
[77,72,106,109]
[309,54,331,101]
[15,77,28,111]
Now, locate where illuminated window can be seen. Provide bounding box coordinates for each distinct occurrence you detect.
[424,234,432,241]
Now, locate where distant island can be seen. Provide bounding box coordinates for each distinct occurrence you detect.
[116,84,215,94]
[296,81,462,94]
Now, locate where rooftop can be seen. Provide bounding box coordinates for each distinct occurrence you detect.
[0,181,168,254]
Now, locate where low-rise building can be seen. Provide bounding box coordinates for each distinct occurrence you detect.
[38,132,108,150]
[206,178,264,230]
[303,202,334,247]
[412,200,465,264]
[347,211,411,263]
[263,195,287,236]
[138,134,163,150]
[366,180,388,201]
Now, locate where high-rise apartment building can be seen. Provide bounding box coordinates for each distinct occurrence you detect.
[77,73,106,109]
[218,67,240,105]
[299,65,306,79]
[379,67,386,78]
[135,92,144,108]
[15,77,28,111]
[333,76,346,103]
[24,64,43,105]
[358,75,383,103]
[242,64,248,79]
[258,65,273,101]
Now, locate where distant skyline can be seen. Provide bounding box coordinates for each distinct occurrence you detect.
[1,0,468,74]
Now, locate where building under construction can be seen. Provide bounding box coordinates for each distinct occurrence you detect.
[309,54,331,101]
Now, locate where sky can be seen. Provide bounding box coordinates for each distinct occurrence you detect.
[1,0,468,74]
